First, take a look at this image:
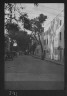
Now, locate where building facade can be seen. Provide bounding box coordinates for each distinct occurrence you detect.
[42,12,64,64]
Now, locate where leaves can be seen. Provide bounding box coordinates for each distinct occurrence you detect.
[19,13,28,21]
[28,14,47,56]
[30,14,47,33]
[5,23,19,31]
[5,23,19,41]
[24,17,32,30]
[19,13,32,30]
[38,14,47,24]
[16,31,32,51]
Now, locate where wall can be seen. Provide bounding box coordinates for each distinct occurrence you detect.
[58,24,64,63]
[59,24,64,49]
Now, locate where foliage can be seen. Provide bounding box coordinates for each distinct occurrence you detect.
[4,3,24,24]
[38,14,47,24]
[15,31,32,51]
[30,14,47,59]
[30,14,47,40]
[4,3,32,52]
[5,23,19,40]
[4,3,47,57]
[5,23,19,31]
[19,13,28,21]
[19,13,31,30]
[19,13,47,58]
[4,3,14,23]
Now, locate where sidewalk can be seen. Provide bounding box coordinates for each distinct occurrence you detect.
[31,54,64,65]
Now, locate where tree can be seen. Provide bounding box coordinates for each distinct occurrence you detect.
[5,23,19,39]
[5,23,31,52]
[38,14,47,24]
[4,3,12,23]
[4,3,23,24]
[15,31,32,52]
[5,34,10,53]
[4,3,29,52]
[5,23,20,52]
[30,14,47,59]
[4,3,19,41]
[19,13,47,59]
[19,13,31,30]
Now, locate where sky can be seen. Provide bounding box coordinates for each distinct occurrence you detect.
[5,3,64,34]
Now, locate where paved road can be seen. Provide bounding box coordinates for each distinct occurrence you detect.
[5,55,64,90]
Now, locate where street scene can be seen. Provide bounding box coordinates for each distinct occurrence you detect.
[4,3,64,90]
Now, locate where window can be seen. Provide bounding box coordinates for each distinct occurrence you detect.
[47,39,48,44]
[44,40,46,45]
[60,32,61,40]
[60,20,62,26]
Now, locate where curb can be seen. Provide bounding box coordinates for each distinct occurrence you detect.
[31,54,64,66]
[44,58,64,66]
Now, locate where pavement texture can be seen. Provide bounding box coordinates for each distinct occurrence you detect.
[5,55,64,90]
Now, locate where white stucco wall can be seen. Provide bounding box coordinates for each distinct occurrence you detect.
[60,25,64,49]
[54,33,59,48]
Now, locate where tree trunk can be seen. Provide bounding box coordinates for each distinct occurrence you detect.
[38,33,44,60]
[40,41,44,60]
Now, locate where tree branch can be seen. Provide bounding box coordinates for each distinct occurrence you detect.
[33,34,39,42]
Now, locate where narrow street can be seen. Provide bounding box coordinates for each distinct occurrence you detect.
[5,55,64,90]
[4,3,64,90]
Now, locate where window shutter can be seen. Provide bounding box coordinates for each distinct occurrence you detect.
[60,32,61,40]
[60,20,61,26]
[47,39,48,44]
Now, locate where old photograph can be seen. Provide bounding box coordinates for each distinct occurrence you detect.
[4,3,64,90]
